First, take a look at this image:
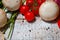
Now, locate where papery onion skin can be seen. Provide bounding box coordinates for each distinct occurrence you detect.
[2,0,21,11]
[0,31,4,40]
[39,1,59,21]
[0,9,7,28]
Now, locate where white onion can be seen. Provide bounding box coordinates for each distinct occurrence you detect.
[0,9,7,28]
[2,0,21,11]
[39,1,59,21]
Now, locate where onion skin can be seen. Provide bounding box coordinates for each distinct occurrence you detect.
[39,1,59,21]
[0,31,4,40]
[2,0,21,11]
[0,9,7,28]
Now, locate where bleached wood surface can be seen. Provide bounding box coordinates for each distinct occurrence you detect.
[5,14,60,40]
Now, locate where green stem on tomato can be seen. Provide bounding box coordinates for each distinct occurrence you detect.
[22,0,26,5]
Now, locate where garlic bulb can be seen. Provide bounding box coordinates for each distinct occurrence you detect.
[39,1,59,21]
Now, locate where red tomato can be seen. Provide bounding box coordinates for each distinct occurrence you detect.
[37,0,46,6]
[25,11,35,22]
[57,19,60,28]
[32,6,39,16]
[26,0,34,7]
[19,5,29,15]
